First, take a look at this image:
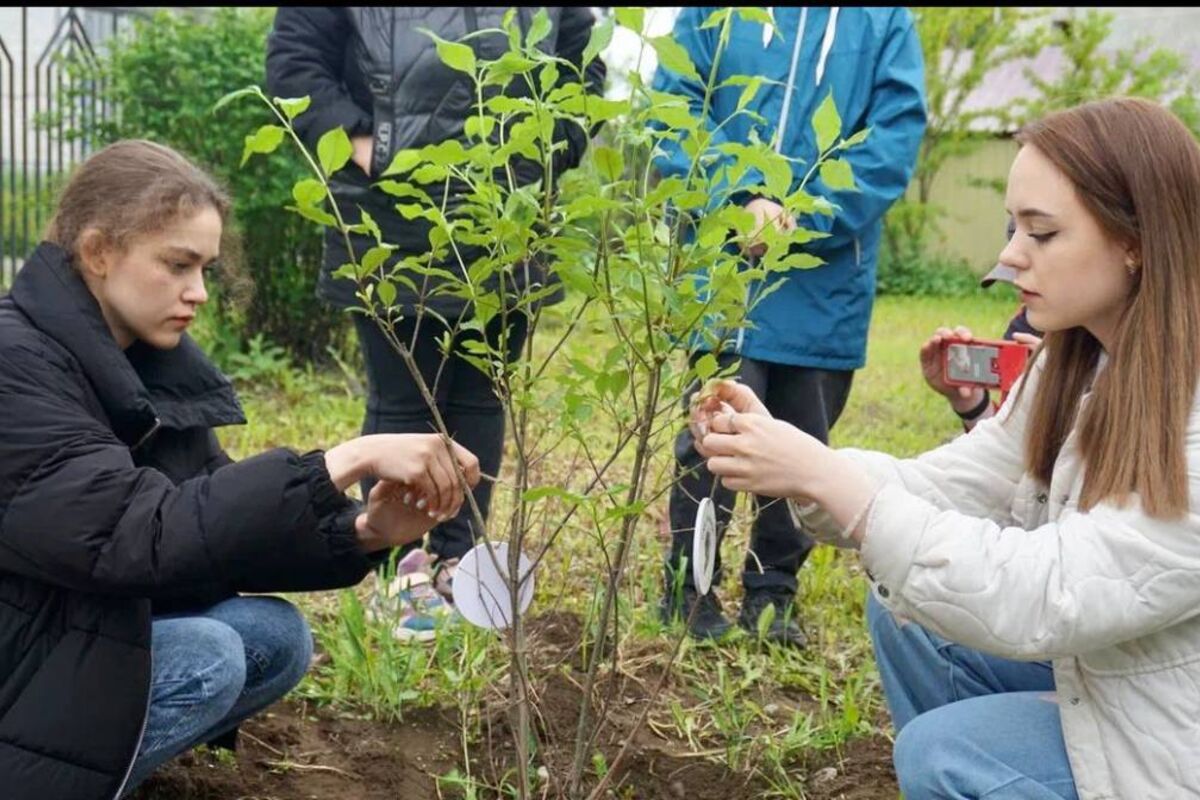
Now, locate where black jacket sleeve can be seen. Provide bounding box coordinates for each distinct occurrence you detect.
[265,6,374,151]
[0,352,374,598]
[552,6,608,175]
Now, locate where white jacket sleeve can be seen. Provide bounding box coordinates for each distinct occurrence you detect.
[860,477,1200,661]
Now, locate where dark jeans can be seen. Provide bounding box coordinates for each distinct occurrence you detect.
[666,351,854,596]
[353,311,528,562]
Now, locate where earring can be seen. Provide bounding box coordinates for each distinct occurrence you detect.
[1126,260,1140,276]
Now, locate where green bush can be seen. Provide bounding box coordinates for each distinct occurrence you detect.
[59,7,345,363]
[875,249,982,297]
[0,171,65,260]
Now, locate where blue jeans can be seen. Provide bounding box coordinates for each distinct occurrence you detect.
[867,594,1079,800]
[122,596,313,793]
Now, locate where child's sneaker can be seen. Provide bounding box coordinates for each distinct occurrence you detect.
[366,549,455,642]
[432,556,460,605]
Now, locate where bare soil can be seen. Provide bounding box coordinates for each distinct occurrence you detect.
[131,611,898,800]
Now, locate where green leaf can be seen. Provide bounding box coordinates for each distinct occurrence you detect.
[614,7,644,35]
[819,158,856,191]
[736,76,764,112]
[377,279,396,308]
[361,245,394,275]
[214,85,258,114]
[420,139,468,167]
[735,7,775,26]
[700,8,730,29]
[434,38,476,74]
[240,124,284,166]
[375,180,432,203]
[285,204,337,227]
[776,252,826,270]
[382,149,421,177]
[812,90,842,154]
[695,352,719,381]
[464,115,496,141]
[317,127,353,177]
[274,95,311,121]
[583,14,613,67]
[755,601,777,640]
[843,126,871,148]
[526,7,552,48]
[650,36,701,82]
[522,485,585,504]
[291,178,326,207]
[593,146,624,180]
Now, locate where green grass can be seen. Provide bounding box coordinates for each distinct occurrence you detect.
[217,291,1023,794]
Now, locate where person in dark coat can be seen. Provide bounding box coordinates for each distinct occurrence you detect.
[265,8,607,607]
[0,139,480,799]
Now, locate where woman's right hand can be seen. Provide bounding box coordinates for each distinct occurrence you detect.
[690,380,771,458]
[919,325,987,412]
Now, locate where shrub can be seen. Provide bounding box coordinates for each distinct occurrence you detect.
[875,249,982,298]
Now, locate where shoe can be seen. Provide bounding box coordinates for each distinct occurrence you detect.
[738,588,808,649]
[431,556,459,605]
[659,585,733,640]
[366,549,455,643]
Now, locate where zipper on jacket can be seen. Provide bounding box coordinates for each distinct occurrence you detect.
[111,650,153,800]
[773,8,808,154]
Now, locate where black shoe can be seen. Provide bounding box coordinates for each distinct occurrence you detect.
[738,588,808,649]
[659,585,734,640]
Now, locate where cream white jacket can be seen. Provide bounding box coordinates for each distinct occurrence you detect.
[792,356,1200,799]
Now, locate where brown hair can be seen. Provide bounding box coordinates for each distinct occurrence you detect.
[45,139,231,258]
[1014,97,1200,518]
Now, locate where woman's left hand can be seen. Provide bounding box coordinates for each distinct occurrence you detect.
[355,480,447,552]
[701,410,829,498]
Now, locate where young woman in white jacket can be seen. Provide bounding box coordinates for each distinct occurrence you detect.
[693,97,1200,799]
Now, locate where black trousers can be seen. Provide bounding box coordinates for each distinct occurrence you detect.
[353,311,528,561]
[666,351,854,596]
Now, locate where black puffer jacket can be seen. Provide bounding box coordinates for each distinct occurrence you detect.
[265,6,607,314]
[0,243,376,799]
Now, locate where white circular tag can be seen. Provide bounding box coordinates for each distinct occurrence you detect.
[453,542,535,631]
[692,497,718,595]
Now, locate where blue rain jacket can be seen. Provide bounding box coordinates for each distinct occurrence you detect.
[652,7,927,369]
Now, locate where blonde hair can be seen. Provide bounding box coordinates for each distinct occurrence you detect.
[1015,98,1200,518]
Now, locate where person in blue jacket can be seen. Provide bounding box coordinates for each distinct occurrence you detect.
[654,7,927,646]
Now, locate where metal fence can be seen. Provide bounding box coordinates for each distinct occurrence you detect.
[0,7,147,286]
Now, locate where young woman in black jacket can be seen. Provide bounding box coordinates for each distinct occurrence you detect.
[0,139,480,799]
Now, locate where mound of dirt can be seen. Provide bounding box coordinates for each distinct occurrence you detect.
[131,610,899,799]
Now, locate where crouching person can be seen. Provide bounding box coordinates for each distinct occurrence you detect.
[0,139,480,799]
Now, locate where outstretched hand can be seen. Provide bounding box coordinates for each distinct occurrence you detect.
[690,378,771,457]
[690,378,879,546]
[701,405,827,499]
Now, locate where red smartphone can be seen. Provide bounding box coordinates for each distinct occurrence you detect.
[942,338,1033,393]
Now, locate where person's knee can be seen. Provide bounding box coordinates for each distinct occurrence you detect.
[176,619,247,714]
[893,712,967,800]
[250,598,313,691]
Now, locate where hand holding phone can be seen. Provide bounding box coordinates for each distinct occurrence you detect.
[942,337,1033,394]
